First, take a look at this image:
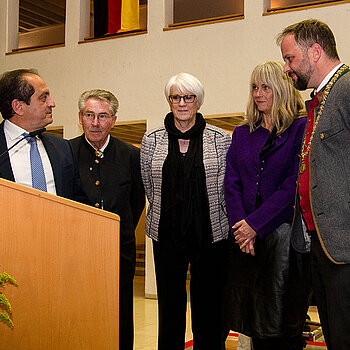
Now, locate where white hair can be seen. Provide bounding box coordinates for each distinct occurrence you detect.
[164,72,204,108]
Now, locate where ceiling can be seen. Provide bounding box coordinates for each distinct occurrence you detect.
[19,0,66,33]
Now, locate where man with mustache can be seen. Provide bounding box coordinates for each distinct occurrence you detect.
[0,68,85,201]
[70,89,145,350]
[277,19,350,350]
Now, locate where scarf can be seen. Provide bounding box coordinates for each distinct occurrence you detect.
[159,112,211,259]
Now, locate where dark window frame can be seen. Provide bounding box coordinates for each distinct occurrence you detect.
[168,0,244,29]
[265,0,348,14]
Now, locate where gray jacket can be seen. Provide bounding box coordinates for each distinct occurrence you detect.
[292,69,350,264]
[141,123,231,243]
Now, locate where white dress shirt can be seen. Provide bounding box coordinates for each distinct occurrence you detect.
[316,63,343,93]
[85,134,110,158]
[4,119,57,194]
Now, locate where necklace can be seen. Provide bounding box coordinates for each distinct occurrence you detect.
[299,64,349,174]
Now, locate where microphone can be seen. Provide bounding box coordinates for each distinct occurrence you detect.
[28,128,46,138]
[0,127,46,160]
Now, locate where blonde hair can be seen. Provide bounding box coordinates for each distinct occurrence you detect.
[245,61,305,135]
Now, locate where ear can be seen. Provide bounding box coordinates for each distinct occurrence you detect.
[11,99,24,116]
[78,112,83,125]
[112,114,117,125]
[309,43,322,62]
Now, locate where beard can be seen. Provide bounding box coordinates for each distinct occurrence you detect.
[291,56,313,91]
[294,74,308,91]
[292,71,310,90]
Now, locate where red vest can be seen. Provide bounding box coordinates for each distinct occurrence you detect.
[298,93,322,231]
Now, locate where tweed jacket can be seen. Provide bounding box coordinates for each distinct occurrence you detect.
[140,123,231,243]
[291,68,350,263]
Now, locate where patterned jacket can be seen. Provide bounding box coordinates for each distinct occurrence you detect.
[140,123,231,243]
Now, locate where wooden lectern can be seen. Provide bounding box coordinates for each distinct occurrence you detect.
[0,179,119,349]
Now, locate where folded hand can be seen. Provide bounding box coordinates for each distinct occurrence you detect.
[232,219,257,256]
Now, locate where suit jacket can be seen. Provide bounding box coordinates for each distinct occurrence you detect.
[70,135,145,286]
[141,122,231,243]
[291,68,350,264]
[225,117,306,239]
[0,121,87,202]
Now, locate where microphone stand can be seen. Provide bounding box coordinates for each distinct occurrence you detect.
[0,128,46,160]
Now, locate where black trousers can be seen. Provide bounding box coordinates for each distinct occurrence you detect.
[119,281,134,350]
[311,234,350,350]
[251,334,303,350]
[153,239,227,350]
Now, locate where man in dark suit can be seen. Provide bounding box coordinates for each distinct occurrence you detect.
[277,19,350,350]
[0,68,85,201]
[70,89,145,350]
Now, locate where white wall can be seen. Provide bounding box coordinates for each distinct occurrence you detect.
[1,0,350,296]
[1,0,350,136]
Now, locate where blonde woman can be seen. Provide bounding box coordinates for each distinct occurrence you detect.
[222,61,311,350]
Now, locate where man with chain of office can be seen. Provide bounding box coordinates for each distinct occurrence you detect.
[277,19,350,350]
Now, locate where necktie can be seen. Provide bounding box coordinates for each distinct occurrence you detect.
[24,134,47,192]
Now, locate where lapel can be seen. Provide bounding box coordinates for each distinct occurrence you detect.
[0,121,15,181]
[107,137,122,204]
[152,129,168,178]
[258,125,288,159]
[40,134,61,195]
[309,67,350,118]
[271,129,288,152]
[202,126,219,181]
[202,126,212,168]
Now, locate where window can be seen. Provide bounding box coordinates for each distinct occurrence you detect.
[89,0,147,39]
[266,0,345,13]
[168,0,244,28]
[205,113,245,133]
[18,0,66,50]
[111,120,146,145]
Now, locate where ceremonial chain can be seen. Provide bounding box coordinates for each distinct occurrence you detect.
[299,64,349,174]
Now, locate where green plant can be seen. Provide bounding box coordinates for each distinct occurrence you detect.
[0,272,18,329]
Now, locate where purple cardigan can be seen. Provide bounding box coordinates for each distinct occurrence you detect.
[225,117,306,239]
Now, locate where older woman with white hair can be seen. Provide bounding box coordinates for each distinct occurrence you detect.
[141,72,231,349]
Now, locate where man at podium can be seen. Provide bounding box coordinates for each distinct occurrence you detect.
[70,89,145,350]
[0,68,86,202]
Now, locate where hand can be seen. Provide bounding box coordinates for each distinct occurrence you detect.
[240,237,256,256]
[232,219,257,256]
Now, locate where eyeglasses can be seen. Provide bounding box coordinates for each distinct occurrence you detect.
[168,94,196,104]
[83,112,112,121]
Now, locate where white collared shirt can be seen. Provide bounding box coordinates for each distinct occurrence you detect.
[316,63,343,93]
[85,134,110,158]
[4,119,57,194]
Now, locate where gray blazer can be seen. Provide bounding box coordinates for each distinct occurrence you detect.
[141,123,231,243]
[292,69,350,264]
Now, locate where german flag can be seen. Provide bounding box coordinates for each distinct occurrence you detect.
[93,0,139,37]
